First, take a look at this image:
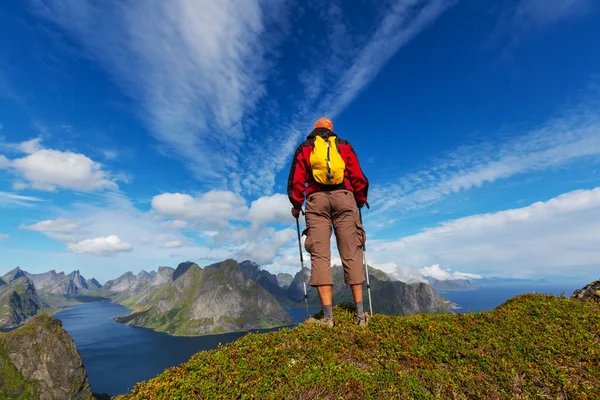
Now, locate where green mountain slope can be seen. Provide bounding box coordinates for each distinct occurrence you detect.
[113,260,295,336]
[119,294,600,399]
[0,276,48,329]
[0,314,94,399]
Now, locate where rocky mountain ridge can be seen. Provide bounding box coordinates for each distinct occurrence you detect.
[0,267,103,329]
[0,276,48,329]
[282,265,453,316]
[108,260,294,336]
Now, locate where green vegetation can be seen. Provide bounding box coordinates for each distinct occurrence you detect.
[120,294,600,399]
[0,345,38,399]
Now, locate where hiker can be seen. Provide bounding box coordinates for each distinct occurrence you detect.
[288,117,369,327]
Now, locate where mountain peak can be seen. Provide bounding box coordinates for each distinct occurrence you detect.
[2,267,27,283]
[173,261,200,281]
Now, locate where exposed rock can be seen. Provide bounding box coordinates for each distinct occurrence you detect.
[239,260,284,300]
[0,314,94,399]
[114,260,294,336]
[103,271,135,292]
[276,273,294,289]
[68,270,90,291]
[173,261,197,281]
[86,278,102,290]
[0,277,47,329]
[373,281,452,315]
[152,266,174,286]
[286,267,311,303]
[571,280,600,303]
[285,265,451,315]
[2,267,26,283]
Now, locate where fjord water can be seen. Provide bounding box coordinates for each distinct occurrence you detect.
[55,302,320,396]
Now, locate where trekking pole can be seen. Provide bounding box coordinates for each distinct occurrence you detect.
[295,216,309,319]
[359,207,373,316]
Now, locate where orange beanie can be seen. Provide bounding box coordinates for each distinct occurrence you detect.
[314,117,333,131]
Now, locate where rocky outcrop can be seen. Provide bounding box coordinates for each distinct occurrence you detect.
[86,278,102,290]
[1,267,27,283]
[0,314,94,399]
[276,273,294,289]
[114,260,294,336]
[572,280,600,303]
[0,277,47,329]
[103,271,135,292]
[239,260,284,300]
[285,265,451,315]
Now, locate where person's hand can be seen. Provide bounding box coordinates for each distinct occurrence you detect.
[291,207,301,219]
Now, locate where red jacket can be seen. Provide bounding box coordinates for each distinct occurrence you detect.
[287,128,369,210]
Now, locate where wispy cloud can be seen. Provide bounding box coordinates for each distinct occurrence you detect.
[490,0,593,48]
[370,97,600,216]
[31,0,453,195]
[20,218,81,233]
[512,0,592,29]
[369,187,600,279]
[0,191,45,207]
[243,0,455,193]
[0,234,10,241]
[31,0,283,186]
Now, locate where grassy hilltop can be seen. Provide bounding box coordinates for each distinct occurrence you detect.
[119,294,600,399]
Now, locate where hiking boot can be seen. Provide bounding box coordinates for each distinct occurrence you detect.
[306,317,334,327]
[355,313,369,327]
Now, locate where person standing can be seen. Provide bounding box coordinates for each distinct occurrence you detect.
[287,117,369,326]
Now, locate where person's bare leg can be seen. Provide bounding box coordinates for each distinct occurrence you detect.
[317,285,333,307]
[350,284,363,304]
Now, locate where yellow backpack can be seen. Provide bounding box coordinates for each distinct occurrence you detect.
[310,135,346,185]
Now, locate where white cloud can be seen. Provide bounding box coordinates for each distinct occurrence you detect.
[370,100,600,216]
[247,193,292,226]
[161,219,188,230]
[420,264,483,281]
[2,138,118,192]
[18,138,42,154]
[369,187,600,278]
[164,240,183,249]
[20,218,81,233]
[0,154,9,168]
[236,227,296,265]
[151,191,247,225]
[67,235,133,255]
[0,234,10,241]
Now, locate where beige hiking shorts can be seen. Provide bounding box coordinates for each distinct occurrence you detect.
[303,190,366,286]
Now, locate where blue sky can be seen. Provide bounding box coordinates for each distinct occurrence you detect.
[0,0,599,284]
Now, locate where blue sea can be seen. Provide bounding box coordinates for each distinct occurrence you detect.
[440,283,582,313]
[54,303,320,396]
